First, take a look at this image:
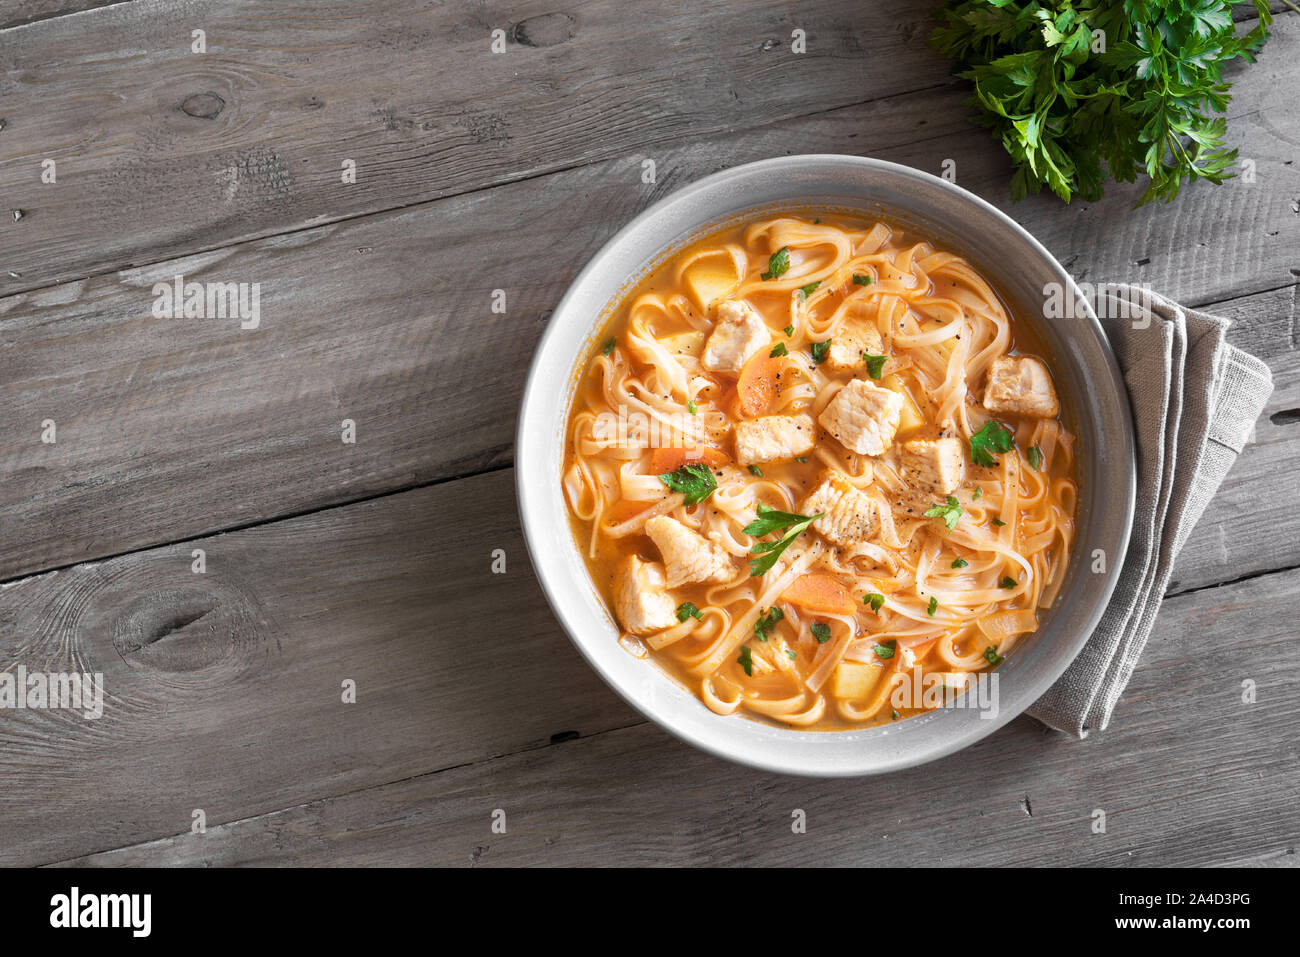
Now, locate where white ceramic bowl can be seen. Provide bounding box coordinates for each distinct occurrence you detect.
[516,155,1134,777]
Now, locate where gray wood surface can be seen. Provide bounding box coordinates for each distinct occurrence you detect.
[0,0,1297,867]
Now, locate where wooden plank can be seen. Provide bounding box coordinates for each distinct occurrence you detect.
[0,0,125,31]
[0,0,937,293]
[1,62,1298,583]
[0,468,639,867]
[45,563,1300,867]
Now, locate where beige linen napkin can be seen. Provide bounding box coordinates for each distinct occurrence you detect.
[1027,283,1274,737]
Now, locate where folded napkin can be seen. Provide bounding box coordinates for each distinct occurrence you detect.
[1027,283,1274,737]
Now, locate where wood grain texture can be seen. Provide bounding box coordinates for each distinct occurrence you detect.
[0,0,926,294]
[43,560,1300,867]
[0,0,126,31]
[0,468,640,866]
[2,51,1298,583]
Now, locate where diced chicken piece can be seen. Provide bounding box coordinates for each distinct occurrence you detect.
[612,554,678,635]
[800,470,877,547]
[823,323,885,374]
[818,379,903,456]
[645,516,733,587]
[899,437,965,503]
[734,414,816,466]
[701,300,770,375]
[983,355,1060,418]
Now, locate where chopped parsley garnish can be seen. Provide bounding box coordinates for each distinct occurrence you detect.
[992,518,1006,527]
[923,495,963,531]
[742,504,823,577]
[874,639,897,660]
[891,709,900,720]
[983,646,1004,666]
[927,596,938,617]
[999,576,1017,589]
[972,486,982,500]
[738,645,754,676]
[852,274,873,286]
[794,456,808,463]
[676,602,703,622]
[601,338,616,356]
[783,324,794,337]
[951,558,969,569]
[798,281,821,300]
[810,622,832,644]
[658,464,717,505]
[864,592,885,613]
[809,339,832,365]
[769,342,788,358]
[862,353,888,379]
[747,465,763,477]
[787,649,797,660]
[1027,446,1043,471]
[755,606,784,641]
[969,419,1016,467]
[761,247,790,281]
[686,399,698,415]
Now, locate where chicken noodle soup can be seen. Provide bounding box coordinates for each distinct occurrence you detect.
[563,213,1077,730]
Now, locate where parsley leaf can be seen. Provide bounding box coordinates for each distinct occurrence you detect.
[811,622,832,643]
[738,645,754,676]
[658,464,717,505]
[983,646,1004,666]
[686,399,698,415]
[747,465,763,477]
[783,324,794,337]
[761,247,791,281]
[601,338,616,356]
[951,557,969,569]
[799,281,821,300]
[755,606,784,641]
[927,596,938,617]
[769,342,788,358]
[1027,445,1043,470]
[676,602,703,622]
[874,639,897,659]
[924,495,963,531]
[743,504,822,577]
[809,340,832,365]
[852,273,874,286]
[862,352,888,379]
[999,576,1017,589]
[864,592,885,613]
[992,518,1006,527]
[928,0,1272,205]
[969,420,1015,467]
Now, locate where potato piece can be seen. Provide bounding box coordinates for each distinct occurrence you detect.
[830,661,882,700]
[683,257,740,311]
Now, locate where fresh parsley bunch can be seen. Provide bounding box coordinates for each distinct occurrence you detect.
[929,0,1274,204]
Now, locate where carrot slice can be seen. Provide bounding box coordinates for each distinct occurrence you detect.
[781,573,856,615]
[735,351,785,418]
[648,445,730,474]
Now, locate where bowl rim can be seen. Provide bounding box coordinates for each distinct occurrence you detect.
[515,154,1135,777]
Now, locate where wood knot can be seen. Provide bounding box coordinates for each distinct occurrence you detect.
[180,92,226,119]
[511,12,575,47]
[111,581,270,677]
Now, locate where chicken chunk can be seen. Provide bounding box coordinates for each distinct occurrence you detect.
[899,437,965,503]
[612,554,678,635]
[701,299,770,375]
[818,379,903,456]
[822,323,885,374]
[983,355,1060,418]
[734,414,817,466]
[645,516,733,587]
[800,470,878,547]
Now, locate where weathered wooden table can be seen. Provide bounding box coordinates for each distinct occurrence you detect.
[1,0,1296,867]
